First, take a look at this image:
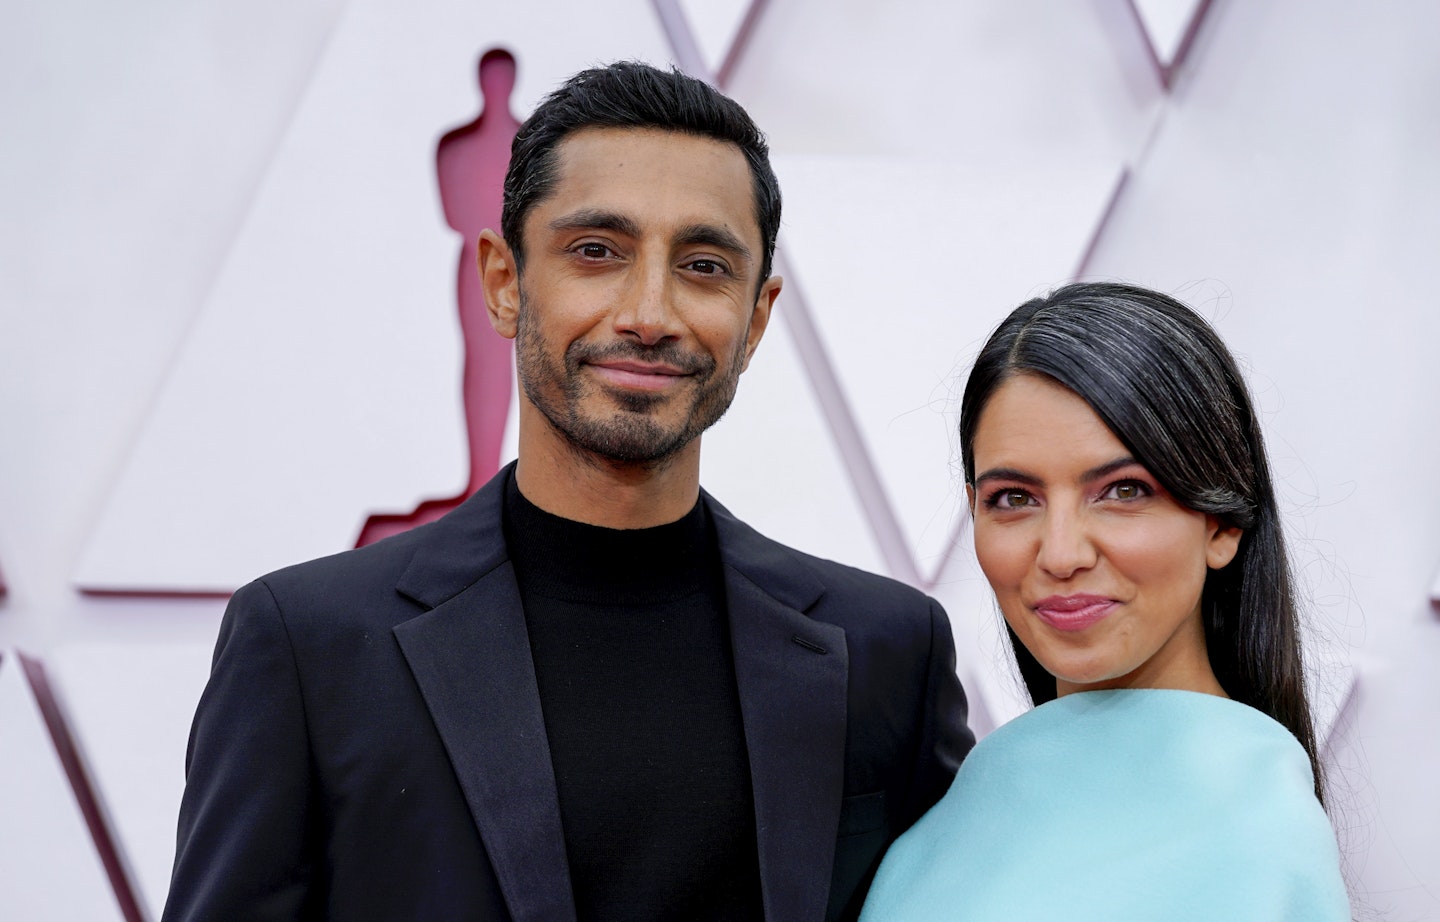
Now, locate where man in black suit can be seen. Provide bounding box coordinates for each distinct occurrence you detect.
[164,61,973,922]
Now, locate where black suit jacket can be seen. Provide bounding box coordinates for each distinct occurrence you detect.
[164,465,973,922]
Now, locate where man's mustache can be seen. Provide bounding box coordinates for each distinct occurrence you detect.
[566,340,716,377]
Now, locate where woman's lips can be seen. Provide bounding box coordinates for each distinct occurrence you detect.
[1031,594,1117,632]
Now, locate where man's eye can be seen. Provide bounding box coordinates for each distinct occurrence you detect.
[687,259,726,275]
[577,243,612,259]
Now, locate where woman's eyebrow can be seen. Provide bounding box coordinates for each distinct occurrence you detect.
[1080,457,1141,483]
[973,457,1140,488]
[973,467,1040,488]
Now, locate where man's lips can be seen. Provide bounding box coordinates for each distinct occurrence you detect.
[587,360,691,391]
[1031,594,1117,632]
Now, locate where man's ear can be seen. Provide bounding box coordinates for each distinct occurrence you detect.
[739,275,782,372]
[479,229,520,340]
[965,483,976,511]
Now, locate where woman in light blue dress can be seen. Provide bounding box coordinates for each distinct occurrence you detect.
[861,283,1349,921]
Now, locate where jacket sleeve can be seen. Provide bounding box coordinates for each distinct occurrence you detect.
[902,597,975,827]
[162,579,319,921]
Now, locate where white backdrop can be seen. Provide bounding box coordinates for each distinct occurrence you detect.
[1,1,1436,919]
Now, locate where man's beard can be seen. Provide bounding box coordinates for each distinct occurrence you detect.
[514,295,748,466]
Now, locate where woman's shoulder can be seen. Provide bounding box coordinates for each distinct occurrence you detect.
[972,689,1326,829]
[860,689,1350,921]
[977,688,1310,772]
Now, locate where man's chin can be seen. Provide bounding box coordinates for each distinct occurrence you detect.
[604,388,669,415]
[554,411,694,467]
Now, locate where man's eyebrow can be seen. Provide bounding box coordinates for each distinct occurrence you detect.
[675,223,753,266]
[547,209,642,238]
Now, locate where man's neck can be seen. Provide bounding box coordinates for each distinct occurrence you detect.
[514,416,702,530]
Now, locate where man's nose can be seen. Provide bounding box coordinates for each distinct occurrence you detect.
[613,258,682,346]
[1035,508,1098,580]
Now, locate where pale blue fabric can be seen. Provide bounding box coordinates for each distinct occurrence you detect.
[860,689,1349,921]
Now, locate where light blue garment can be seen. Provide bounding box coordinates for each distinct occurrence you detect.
[860,689,1348,921]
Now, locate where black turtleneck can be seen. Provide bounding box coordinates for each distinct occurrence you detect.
[502,473,763,921]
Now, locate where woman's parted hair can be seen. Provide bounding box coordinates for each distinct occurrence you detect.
[958,282,1324,803]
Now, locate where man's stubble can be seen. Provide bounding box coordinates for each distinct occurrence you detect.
[513,290,749,469]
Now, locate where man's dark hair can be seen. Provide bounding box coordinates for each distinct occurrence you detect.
[500,60,782,285]
[958,282,1326,806]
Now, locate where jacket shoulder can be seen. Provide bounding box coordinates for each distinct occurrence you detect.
[706,492,938,630]
[255,524,429,606]
[786,545,934,613]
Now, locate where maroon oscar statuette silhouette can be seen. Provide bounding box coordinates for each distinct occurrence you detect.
[356,49,521,548]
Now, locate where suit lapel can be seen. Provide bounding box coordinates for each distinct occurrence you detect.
[391,467,576,922]
[385,474,848,922]
[712,497,849,922]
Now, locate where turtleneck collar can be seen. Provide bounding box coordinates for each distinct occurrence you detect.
[502,468,716,605]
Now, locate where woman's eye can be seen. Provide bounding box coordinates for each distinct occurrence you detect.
[989,489,1033,509]
[1104,480,1149,500]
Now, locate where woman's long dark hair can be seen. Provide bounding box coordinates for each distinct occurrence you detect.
[958,282,1324,804]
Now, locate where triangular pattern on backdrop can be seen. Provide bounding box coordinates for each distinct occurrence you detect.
[1128,0,1215,86]
[773,155,1128,589]
[0,652,126,921]
[72,0,673,592]
[43,645,215,922]
[671,0,768,86]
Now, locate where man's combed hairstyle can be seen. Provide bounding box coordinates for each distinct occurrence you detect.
[500,60,782,285]
[958,282,1325,804]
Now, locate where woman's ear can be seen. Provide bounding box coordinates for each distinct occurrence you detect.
[1206,518,1243,569]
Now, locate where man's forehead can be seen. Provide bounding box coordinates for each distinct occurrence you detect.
[537,126,762,243]
[553,124,743,164]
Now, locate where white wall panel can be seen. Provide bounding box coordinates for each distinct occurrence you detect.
[74,0,674,591]
[701,299,886,576]
[0,0,345,646]
[773,154,1124,577]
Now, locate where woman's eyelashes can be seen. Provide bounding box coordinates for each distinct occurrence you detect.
[982,487,1038,510]
[980,477,1154,511]
[1100,479,1153,502]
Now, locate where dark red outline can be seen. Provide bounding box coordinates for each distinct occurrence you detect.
[77,587,232,599]
[17,652,145,922]
[1123,0,1218,89]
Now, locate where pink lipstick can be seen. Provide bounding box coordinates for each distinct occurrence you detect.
[1031,594,1116,632]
